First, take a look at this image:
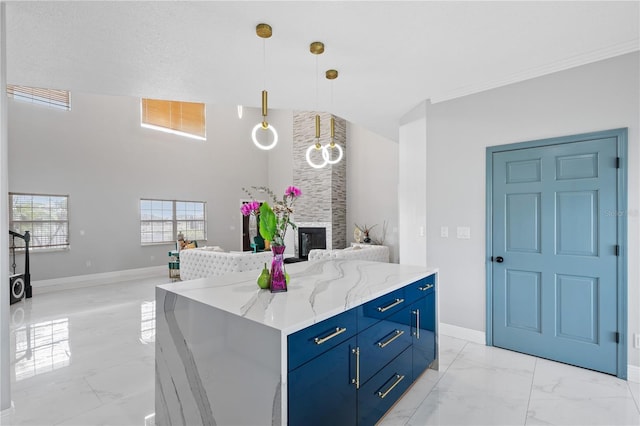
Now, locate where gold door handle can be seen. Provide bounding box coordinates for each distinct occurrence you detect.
[377,330,405,348]
[314,327,347,345]
[377,298,404,313]
[377,374,405,399]
[418,284,434,291]
[351,347,360,389]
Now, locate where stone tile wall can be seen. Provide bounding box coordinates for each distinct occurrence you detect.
[293,111,347,251]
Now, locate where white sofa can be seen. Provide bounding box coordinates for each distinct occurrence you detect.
[308,244,389,263]
[179,247,273,281]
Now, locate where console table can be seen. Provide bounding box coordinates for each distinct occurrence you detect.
[155,259,438,425]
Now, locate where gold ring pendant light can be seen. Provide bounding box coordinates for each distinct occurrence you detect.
[252,23,278,150]
[323,69,343,165]
[306,42,329,169]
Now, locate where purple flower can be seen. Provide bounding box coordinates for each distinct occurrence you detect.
[285,186,302,198]
[240,201,260,216]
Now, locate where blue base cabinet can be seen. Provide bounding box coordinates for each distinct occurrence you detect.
[288,274,437,426]
[288,336,358,426]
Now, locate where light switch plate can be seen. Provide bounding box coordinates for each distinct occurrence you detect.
[457,226,471,239]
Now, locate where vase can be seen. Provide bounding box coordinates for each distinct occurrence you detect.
[270,245,287,293]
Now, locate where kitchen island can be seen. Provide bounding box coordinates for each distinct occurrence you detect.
[155,259,438,425]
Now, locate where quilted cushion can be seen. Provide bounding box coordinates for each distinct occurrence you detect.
[308,245,389,262]
[179,249,273,281]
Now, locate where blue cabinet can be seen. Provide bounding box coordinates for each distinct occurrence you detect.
[288,336,358,426]
[287,274,437,426]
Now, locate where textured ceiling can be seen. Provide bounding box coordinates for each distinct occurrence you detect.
[5,1,639,141]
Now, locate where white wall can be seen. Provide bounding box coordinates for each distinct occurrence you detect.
[347,122,400,262]
[424,53,639,368]
[398,102,428,267]
[1,2,11,412]
[8,93,279,282]
[266,110,296,253]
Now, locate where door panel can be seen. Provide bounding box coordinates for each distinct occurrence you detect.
[492,137,618,375]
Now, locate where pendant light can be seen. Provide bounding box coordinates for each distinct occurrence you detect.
[322,69,343,165]
[306,41,329,169]
[252,23,278,150]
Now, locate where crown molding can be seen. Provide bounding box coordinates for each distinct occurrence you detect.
[430,39,640,104]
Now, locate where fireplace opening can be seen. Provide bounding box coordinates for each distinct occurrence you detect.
[298,227,327,260]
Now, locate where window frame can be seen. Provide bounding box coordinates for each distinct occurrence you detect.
[139,198,207,245]
[9,192,70,251]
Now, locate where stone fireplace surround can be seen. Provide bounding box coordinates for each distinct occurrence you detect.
[292,111,346,253]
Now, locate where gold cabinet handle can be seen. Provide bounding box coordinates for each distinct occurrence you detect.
[377,329,405,349]
[377,298,404,313]
[377,374,405,399]
[351,347,360,389]
[412,309,420,339]
[418,283,434,291]
[314,327,347,345]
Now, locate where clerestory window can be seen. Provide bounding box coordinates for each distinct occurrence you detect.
[140,98,206,140]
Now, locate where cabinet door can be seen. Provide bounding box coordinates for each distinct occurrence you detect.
[288,336,357,426]
[411,291,436,379]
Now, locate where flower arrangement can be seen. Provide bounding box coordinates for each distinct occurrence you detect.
[241,186,302,247]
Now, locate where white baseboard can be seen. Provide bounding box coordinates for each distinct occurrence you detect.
[32,265,167,294]
[1,402,15,419]
[628,364,640,383]
[439,322,486,345]
[439,323,640,383]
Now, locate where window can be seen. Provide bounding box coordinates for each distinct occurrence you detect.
[9,193,69,250]
[140,98,206,140]
[140,199,206,244]
[6,84,71,111]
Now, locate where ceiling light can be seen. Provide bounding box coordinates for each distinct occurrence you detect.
[323,70,343,165]
[306,114,328,168]
[306,41,329,169]
[252,23,278,150]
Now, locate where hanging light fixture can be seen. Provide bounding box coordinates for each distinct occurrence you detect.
[306,41,329,169]
[252,23,278,150]
[322,69,343,165]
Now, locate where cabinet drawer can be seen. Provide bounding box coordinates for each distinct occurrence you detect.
[358,287,407,332]
[288,308,357,372]
[358,346,413,426]
[404,274,435,305]
[357,307,412,385]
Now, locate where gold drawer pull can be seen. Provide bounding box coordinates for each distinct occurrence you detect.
[418,283,434,291]
[377,298,404,313]
[377,330,404,349]
[351,347,360,389]
[377,374,405,399]
[314,327,347,345]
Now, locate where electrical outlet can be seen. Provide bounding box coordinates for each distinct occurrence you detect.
[634,333,640,349]
[440,226,449,238]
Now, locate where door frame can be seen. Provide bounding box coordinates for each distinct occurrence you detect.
[485,128,628,379]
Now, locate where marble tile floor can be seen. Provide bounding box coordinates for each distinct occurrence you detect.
[0,273,638,426]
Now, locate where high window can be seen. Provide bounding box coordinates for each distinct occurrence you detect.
[140,98,206,140]
[9,193,70,250]
[6,85,71,111]
[140,199,206,244]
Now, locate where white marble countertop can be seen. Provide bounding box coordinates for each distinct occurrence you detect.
[157,259,437,335]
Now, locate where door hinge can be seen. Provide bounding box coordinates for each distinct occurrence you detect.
[616,157,620,169]
[616,245,620,256]
[615,332,620,344]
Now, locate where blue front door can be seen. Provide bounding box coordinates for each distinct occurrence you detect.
[491,136,620,375]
